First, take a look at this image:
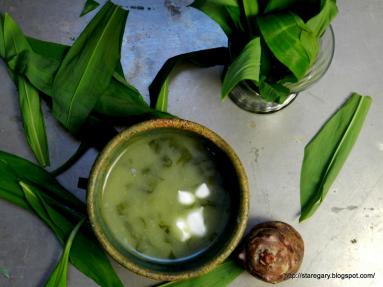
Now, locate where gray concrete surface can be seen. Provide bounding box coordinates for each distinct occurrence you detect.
[0,0,382,286]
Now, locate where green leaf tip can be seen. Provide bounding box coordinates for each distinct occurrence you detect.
[80,0,100,17]
[299,93,372,222]
[45,218,86,287]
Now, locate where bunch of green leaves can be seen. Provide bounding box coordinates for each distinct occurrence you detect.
[150,0,338,110]
[0,1,172,168]
[0,1,172,286]
[0,151,123,287]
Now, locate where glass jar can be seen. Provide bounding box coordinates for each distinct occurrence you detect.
[229,26,335,113]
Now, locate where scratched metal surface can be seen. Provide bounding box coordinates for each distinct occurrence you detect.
[0,0,382,286]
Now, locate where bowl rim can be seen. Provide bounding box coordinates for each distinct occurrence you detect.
[87,118,249,281]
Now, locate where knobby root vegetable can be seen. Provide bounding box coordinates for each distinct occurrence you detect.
[237,221,304,283]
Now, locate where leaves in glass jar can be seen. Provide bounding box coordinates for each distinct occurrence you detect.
[257,12,318,80]
[52,1,128,132]
[300,93,372,222]
[221,37,261,99]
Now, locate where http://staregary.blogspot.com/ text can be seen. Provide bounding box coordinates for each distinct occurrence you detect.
[285,272,376,280]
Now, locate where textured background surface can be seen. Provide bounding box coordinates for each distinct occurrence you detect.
[0,0,382,286]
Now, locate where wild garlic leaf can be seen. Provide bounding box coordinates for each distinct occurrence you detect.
[300,93,372,222]
[293,13,319,66]
[0,151,85,213]
[263,0,321,15]
[264,0,302,13]
[259,78,290,103]
[16,179,124,287]
[306,0,337,37]
[0,160,34,211]
[149,47,229,110]
[95,71,151,117]
[20,181,66,237]
[241,0,259,36]
[52,1,128,132]
[155,78,169,112]
[159,259,242,287]
[0,14,50,166]
[190,0,241,37]
[257,12,318,79]
[44,218,86,287]
[1,14,60,96]
[16,76,50,166]
[221,37,261,99]
[80,0,100,17]
[26,37,153,119]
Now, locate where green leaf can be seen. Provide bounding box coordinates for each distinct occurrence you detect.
[0,151,85,214]
[221,37,261,99]
[16,76,50,166]
[241,0,259,36]
[306,0,337,37]
[44,218,86,287]
[52,1,128,132]
[95,71,151,117]
[1,14,60,96]
[263,0,320,16]
[25,36,153,119]
[0,267,10,279]
[155,78,169,112]
[264,0,301,13]
[0,14,51,166]
[300,93,372,222]
[0,160,33,211]
[190,0,241,37]
[16,180,123,287]
[158,259,242,287]
[149,47,229,110]
[20,181,67,238]
[27,37,69,60]
[257,12,315,79]
[259,78,290,103]
[80,0,100,17]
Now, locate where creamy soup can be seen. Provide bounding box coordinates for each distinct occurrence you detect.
[101,130,233,261]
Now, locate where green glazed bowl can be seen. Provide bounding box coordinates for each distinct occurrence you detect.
[87,118,249,281]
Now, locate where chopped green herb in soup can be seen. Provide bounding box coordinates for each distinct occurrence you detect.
[101,130,232,261]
